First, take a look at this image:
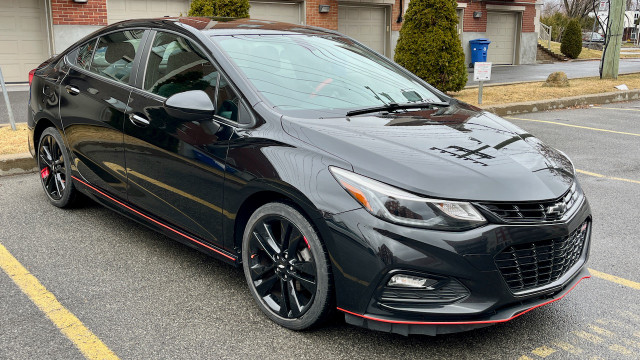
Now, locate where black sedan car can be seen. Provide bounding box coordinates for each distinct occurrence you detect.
[28,17,591,335]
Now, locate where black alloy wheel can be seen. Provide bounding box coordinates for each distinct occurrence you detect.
[37,127,77,207]
[242,202,333,330]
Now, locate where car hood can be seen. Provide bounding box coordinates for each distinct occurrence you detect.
[280,102,574,202]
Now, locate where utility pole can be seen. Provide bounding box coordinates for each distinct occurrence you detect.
[601,0,626,79]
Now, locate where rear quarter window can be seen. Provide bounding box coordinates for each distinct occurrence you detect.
[66,40,96,69]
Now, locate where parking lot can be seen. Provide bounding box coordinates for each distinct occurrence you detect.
[1,101,640,359]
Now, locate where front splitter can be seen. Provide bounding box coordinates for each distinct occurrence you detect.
[340,268,591,336]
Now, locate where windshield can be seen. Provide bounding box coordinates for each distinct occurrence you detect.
[213,35,440,115]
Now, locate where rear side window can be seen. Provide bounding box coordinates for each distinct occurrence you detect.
[89,30,145,84]
[143,32,218,100]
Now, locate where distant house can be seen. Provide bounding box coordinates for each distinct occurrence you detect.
[591,10,640,41]
[0,0,541,83]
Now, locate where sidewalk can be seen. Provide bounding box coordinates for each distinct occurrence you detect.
[466,59,640,87]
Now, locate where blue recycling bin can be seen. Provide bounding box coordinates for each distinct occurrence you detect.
[469,38,491,66]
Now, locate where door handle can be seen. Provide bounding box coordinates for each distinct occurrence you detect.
[65,85,80,95]
[129,114,150,126]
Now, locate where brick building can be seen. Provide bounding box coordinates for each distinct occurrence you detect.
[0,0,541,83]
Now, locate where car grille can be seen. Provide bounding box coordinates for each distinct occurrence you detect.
[380,278,469,304]
[479,183,580,223]
[495,221,589,293]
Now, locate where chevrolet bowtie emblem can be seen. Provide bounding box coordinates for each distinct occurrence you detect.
[546,202,567,216]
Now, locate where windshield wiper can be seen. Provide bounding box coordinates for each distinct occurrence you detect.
[346,101,450,117]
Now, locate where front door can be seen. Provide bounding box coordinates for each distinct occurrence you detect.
[124,31,238,248]
[60,30,145,198]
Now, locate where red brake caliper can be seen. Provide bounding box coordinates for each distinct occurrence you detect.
[40,167,50,179]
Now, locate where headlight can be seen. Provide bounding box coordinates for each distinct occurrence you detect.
[329,167,486,231]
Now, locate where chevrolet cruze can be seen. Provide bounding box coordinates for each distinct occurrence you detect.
[28,17,592,335]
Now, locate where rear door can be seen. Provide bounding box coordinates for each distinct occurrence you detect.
[60,29,146,198]
[124,30,240,248]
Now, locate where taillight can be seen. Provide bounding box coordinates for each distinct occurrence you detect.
[29,69,36,86]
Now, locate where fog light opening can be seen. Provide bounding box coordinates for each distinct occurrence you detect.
[387,274,438,289]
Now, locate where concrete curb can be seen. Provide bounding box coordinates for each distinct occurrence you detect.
[0,152,37,177]
[483,89,640,116]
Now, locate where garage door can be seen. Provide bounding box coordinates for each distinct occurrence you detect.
[108,0,191,24]
[338,5,387,56]
[0,0,50,83]
[249,1,303,24]
[486,12,518,65]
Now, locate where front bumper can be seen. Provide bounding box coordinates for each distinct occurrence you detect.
[323,196,592,335]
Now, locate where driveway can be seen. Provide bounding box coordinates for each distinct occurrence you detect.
[467,59,640,86]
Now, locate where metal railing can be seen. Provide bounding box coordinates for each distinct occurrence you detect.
[540,23,552,49]
[0,66,17,131]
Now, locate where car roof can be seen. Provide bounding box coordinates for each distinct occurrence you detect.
[112,17,338,37]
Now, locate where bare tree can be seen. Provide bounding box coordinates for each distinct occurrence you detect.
[563,0,599,19]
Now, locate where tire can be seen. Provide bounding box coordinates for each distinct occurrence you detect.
[242,202,333,330]
[37,127,78,208]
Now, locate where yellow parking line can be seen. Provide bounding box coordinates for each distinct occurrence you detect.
[609,344,634,356]
[576,169,640,185]
[0,243,119,360]
[589,268,640,290]
[588,324,615,337]
[531,346,557,358]
[573,330,604,344]
[553,341,584,355]
[593,107,640,112]
[506,117,640,137]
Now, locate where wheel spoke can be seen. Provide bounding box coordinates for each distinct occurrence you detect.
[287,229,303,255]
[45,172,55,193]
[50,135,58,156]
[53,172,62,196]
[39,153,53,168]
[261,222,281,254]
[42,145,53,162]
[249,262,275,281]
[286,280,303,317]
[278,279,290,317]
[280,221,292,252]
[253,231,278,261]
[254,273,278,297]
[289,272,317,294]
[46,135,55,157]
[293,261,316,276]
[56,173,66,191]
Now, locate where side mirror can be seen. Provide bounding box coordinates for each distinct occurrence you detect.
[164,90,215,120]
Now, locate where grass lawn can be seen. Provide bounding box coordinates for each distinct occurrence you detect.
[540,40,640,59]
[451,72,640,107]
[622,42,640,48]
[0,124,29,156]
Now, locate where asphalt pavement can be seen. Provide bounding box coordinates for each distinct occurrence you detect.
[1,102,640,359]
[467,58,640,86]
[0,86,29,127]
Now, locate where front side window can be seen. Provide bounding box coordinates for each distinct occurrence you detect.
[89,30,144,84]
[143,32,218,100]
[213,34,439,116]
